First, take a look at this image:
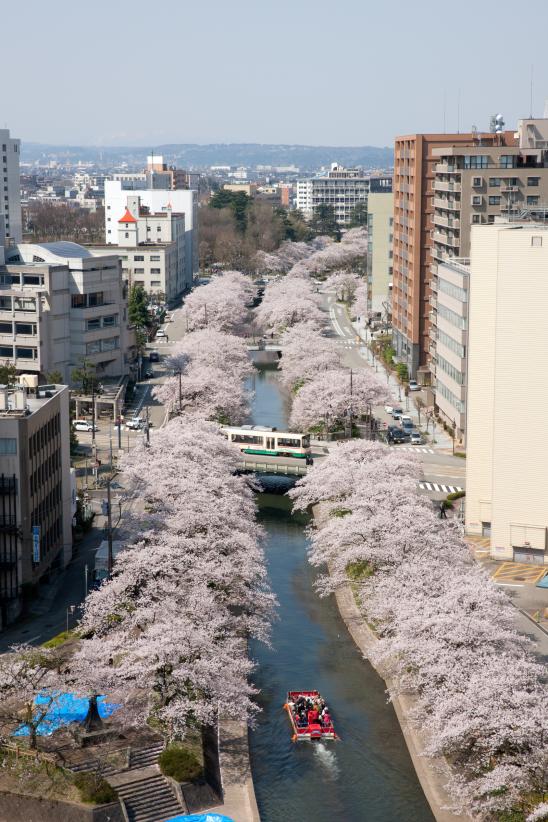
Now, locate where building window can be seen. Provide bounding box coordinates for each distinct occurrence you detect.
[101,337,119,352]
[463,156,489,169]
[88,292,104,307]
[15,347,37,359]
[0,346,13,357]
[150,268,161,274]
[86,318,101,331]
[531,236,543,247]
[23,275,42,285]
[488,196,501,205]
[437,303,466,329]
[134,268,144,274]
[487,215,495,224]
[0,438,16,455]
[527,196,539,205]
[472,214,481,224]
[134,255,145,261]
[14,297,37,312]
[86,340,101,355]
[150,255,161,261]
[0,322,11,333]
[0,296,11,311]
[472,195,482,206]
[71,294,86,308]
[472,177,482,187]
[527,177,540,187]
[102,315,118,327]
[500,155,516,168]
[15,323,36,335]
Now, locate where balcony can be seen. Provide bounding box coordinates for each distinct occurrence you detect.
[435,163,459,174]
[433,231,460,248]
[435,214,460,230]
[429,294,437,308]
[434,180,461,194]
[433,197,460,211]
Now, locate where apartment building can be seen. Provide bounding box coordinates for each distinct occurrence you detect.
[367,191,394,316]
[429,118,548,438]
[0,128,22,245]
[2,242,134,383]
[92,195,186,303]
[0,383,72,627]
[392,131,516,380]
[465,223,548,564]
[296,163,392,225]
[104,180,198,282]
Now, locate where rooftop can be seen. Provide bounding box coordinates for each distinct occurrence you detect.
[0,384,67,418]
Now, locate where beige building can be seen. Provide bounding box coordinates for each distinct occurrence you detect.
[3,242,135,384]
[367,191,394,316]
[0,384,72,626]
[465,223,548,564]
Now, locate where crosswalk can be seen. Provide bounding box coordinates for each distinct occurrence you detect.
[401,446,434,454]
[419,481,463,494]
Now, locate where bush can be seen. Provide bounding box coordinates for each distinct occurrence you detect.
[159,745,202,783]
[396,362,408,382]
[42,630,75,648]
[446,490,466,502]
[346,560,373,581]
[74,772,117,805]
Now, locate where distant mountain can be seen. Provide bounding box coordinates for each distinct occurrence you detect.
[21,143,393,172]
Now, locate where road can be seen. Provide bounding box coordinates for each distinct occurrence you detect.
[322,290,465,497]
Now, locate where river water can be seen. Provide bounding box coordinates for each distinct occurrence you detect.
[247,367,433,822]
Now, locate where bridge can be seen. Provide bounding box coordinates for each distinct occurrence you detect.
[237,454,307,476]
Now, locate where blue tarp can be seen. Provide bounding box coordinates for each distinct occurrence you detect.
[164,816,235,822]
[535,574,548,588]
[13,692,120,737]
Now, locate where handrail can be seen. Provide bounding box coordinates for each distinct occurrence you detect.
[2,742,56,764]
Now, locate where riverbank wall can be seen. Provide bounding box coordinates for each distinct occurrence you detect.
[208,719,260,822]
[313,505,472,822]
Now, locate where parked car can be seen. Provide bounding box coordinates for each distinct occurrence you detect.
[400,415,414,428]
[126,417,144,430]
[410,431,424,445]
[391,408,404,420]
[73,420,98,433]
[156,328,167,338]
[149,351,160,362]
[408,379,421,391]
[384,404,394,414]
[389,428,409,444]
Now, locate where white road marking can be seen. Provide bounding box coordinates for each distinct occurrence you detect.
[494,583,525,588]
[419,482,463,493]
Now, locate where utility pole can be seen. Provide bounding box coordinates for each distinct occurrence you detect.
[178,369,182,412]
[145,404,150,446]
[107,478,113,578]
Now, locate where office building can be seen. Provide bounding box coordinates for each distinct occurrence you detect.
[0,128,22,246]
[2,242,134,383]
[104,180,197,285]
[92,195,186,303]
[465,223,548,564]
[392,131,516,380]
[296,163,391,225]
[367,191,394,316]
[0,383,72,627]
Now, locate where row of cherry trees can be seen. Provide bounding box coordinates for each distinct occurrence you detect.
[256,228,367,281]
[181,270,255,333]
[290,441,548,820]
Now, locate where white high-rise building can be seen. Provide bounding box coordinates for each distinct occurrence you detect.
[104,180,198,285]
[465,222,548,564]
[0,129,22,248]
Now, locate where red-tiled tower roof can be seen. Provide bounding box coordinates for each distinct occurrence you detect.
[118,208,137,224]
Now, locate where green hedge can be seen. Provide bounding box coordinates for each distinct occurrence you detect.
[74,772,117,805]
[159,745,202,783]
[447,490,466,501]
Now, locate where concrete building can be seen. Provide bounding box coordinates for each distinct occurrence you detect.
[104,180,197,286]
[93,195,186,303]
[430,257,469,440]
[0,383,72,627]
[367,191,394,316]
[465,223,548,564]
[392,131,516,380]
[2,242,134,384]
[0,128,22,246]
[296,164,391,225]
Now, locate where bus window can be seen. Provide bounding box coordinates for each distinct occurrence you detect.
[302,435,310,448]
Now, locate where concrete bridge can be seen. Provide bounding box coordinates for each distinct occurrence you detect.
[237,454,307,476]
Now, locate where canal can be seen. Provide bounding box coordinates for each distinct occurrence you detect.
[248,366,434,822]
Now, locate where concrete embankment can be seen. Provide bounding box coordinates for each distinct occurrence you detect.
[208,720,260,822]
[313,505,471,822]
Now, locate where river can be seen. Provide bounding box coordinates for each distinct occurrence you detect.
[247,366,433,822]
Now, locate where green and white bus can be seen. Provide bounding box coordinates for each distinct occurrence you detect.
[221,425,311,459]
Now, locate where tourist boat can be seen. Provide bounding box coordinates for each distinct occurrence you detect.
[284,690,338,742]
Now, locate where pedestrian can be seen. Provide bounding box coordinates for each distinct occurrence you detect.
[439,500,447,519]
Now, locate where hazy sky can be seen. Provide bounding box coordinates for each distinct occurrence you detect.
[3,0,548,147]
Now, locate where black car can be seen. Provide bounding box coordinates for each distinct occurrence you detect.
[388,426,409,444]
[149,351,160,362]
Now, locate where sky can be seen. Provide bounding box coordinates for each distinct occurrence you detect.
[3,0,548,147]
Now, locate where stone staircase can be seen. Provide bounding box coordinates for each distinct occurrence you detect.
[112,767,185,822]
[69,740,165,776]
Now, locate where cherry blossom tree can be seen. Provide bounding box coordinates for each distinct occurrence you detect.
[290,438,548,815]
[181,270,253,333]
[255,277,325,333]
[323,271,361,302]
[277,321,341,391]
[351,282,369,320]
[289,368,389,432]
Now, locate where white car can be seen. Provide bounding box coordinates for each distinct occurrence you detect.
[384,404,394,414]
[408,379,421,391]
[156,328,167,338]
[410,431,424,445]
[126,417,144,430]
[73,420,98,432]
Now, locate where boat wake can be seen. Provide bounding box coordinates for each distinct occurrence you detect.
[313,742,340,780]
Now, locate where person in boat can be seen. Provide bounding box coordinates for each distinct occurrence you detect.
[321,709,331,727]
[298,712,308,728]
[307,706,319,724]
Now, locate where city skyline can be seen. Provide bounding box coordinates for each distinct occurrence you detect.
[3,0,548,146]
